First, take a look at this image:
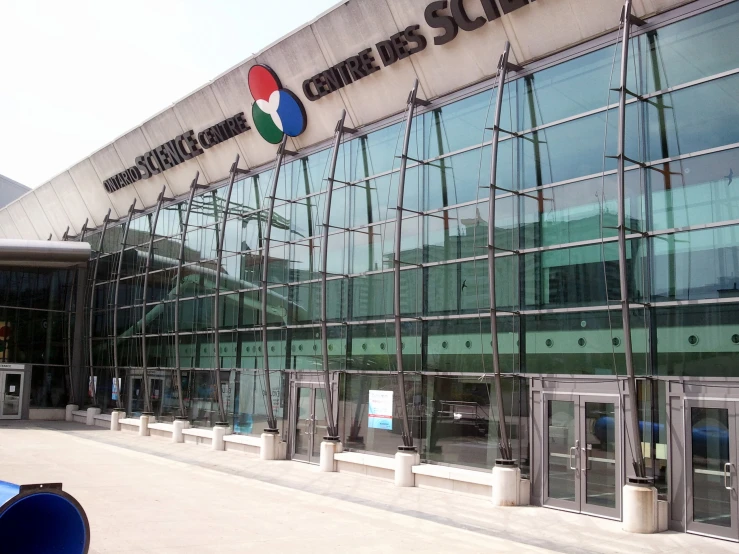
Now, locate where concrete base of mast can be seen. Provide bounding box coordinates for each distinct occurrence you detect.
[395,447,419,487]
[492,460,530,506]
[623,480,668,534]
[260,429,281,461]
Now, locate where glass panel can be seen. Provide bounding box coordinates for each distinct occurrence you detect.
[422,376,527,470]
[519,46,629,129]
[522,239,647,309]
[425,317,518,374]
[150,378,163,416]
[655,304,739,377]
[653,226,739,302]
[584,401,616,508]
[548,399,576,501]
[691,407,732,528]
[2,373,21,416]
[644,75,739,163]
[294,387,311,459]
[313,388,328,459]
[519,106,639,190]
[349,123,405,181]
[131,377,144,415]
[424,91,513,158]
[525,310,649,376]
[641,3,739,94]
[521,172,644,249]
[342,373,422,455]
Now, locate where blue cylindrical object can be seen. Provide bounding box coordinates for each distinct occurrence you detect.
[0,481,90,554]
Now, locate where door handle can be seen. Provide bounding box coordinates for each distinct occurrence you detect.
[582,444,592,472]
[304,418,312,435]
[725,462,733,491]
[569,439,580,471]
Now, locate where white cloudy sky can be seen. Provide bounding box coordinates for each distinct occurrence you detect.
[0,0,339,187]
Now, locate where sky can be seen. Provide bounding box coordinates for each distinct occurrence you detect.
[0,0,339,188]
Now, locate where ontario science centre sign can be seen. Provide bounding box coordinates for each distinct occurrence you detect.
[103,0,532,193]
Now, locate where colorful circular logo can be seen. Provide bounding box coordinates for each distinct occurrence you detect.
[248,64,307,145]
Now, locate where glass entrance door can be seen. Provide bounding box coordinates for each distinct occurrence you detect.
[292,384,330,464]
[686,400,738,540]
[0,371,23,419]
[543,394,620,519]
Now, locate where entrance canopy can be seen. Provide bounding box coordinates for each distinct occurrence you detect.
[0,239,90,268]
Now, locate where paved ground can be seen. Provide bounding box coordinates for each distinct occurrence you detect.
[0,421,732,553]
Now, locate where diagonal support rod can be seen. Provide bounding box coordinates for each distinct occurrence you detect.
[112,202,137,410]
[174,173,205,419]
[67,218,89,405]
[488,41,522,463]
[261,137,292,433]
[320,110,355,440]
[140,186,169,415]
[87,208,112,406]
[616,0,647,480]
[393,79,428,451]
[213,158,242,424]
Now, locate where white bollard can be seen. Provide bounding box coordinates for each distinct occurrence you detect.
[212,425,227,451]
[260,432,279,460]
[65,404,78,422]
[492,464,522,506]
[623,483,659,533]
[319,441,341,472]
[86,407,101,426]
[172,419,186,443]
[394,450,419,487]
[110,411,125,431]
[139,415,150,437]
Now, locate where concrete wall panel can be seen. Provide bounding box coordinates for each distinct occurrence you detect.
[141,108,207,198]
[7,202,39,240]
[503,0,584,62]
[34,183,73,238]
[646,0,696,15]
[387,0,509,99]
[89,145,142,219]
[174,86,243,187]
[0,210,20,239]
[255,26,351,151]
[211,60,271,170]
[49,172,96,234]
[67,160,119,227]
[20,192,57,240]
[113,128,175,208]
[311,0,418,126]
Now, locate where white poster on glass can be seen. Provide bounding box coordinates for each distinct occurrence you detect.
[368,390,393,430]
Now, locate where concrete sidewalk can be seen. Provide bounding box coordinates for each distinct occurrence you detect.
[0,421,728,553]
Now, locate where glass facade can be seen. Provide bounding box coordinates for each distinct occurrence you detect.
[0,267,75,408]
[69,2,739,470]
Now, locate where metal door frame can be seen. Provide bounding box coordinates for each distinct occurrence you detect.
[288,373,338,464]
[542,391,622,520]
[684,398,739,541]
[127,371,167,417]
[0,371,24,420]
